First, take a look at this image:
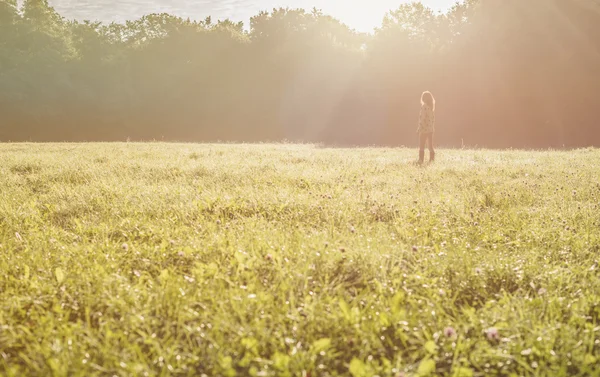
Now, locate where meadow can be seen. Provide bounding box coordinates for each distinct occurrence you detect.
[0,143,599,377]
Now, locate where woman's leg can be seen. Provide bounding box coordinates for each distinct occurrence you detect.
[419,133,426,163]
[428,133,435,162]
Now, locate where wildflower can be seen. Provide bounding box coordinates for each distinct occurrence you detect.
[486,327,500,341]
[122,243,129,251]
[444,327,457,338]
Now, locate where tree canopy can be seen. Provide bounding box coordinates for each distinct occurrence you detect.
[1,0,599,147]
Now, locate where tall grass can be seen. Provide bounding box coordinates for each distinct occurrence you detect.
[0,143,599,376]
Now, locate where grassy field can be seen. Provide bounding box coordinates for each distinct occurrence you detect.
[0,143,599,377]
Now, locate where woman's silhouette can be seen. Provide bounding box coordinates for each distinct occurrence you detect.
[417,91,436,164]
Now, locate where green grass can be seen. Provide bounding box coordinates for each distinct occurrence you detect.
[0,143,599,377]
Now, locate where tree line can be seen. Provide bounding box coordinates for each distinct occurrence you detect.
[1,0,599,147]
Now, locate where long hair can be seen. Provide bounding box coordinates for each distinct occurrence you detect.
[421,91,435,111]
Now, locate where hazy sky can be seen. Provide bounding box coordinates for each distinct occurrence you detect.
[47,0,456,32]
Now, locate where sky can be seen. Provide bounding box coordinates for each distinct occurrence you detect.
[47,0,456,32]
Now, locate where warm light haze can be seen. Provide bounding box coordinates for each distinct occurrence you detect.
[4,0,599,147]
[2,0,600,375]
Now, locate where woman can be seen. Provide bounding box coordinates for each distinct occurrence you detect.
[417,91,436,164]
